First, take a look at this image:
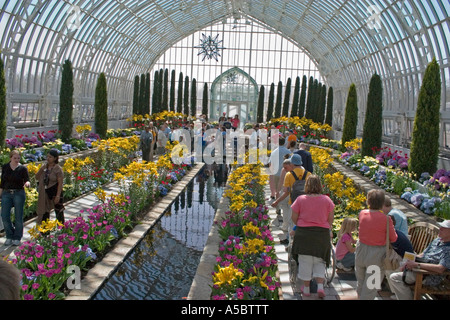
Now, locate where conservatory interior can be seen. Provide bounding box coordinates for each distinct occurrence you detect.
[0,0,449,303]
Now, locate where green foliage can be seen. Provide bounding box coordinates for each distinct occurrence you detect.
[290,76,300,117]
[139,73,146,115]
[0,56,7,149]
[317,84,327,124]
[409,58,442,177]
[282,77,291,117]
[184,76,190,116]
[274,81,282,118]
[305,76,314,119]
[267,83,275,122]
[361,73,383,157]
[152,71,159,114]
[177,72,183,113]
[94,73,108,139]
[341,83,358,151]
[298,75,307,118]
[257,85,265,124]
[190,78,197,117]
[59,60,74,142]
[170,69,176,112]
[132,75,139,115]
[162,68,169,112]
[202,82,208,120]
[144,73,150,115]
[325,87,333,127]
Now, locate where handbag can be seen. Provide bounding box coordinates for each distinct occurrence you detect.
[384,215,402,270]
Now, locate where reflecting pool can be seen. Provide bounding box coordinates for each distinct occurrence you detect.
[92,165,227,300]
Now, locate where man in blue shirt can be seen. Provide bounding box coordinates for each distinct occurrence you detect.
[268,137,292,199]
[388,220,450,300]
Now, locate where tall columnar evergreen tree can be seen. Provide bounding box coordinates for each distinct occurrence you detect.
[409,58,442,177]
[305,76,314,119]
[94,73,108,139]
[317,84,327,124]
[59,59,74,142]
[158,68,164,110]
[145,72,150,115]
[132,75,139,116]
[0,56,7,148]
[341,83,358,151]
[202,82,208,120]
[177,72,183,114]
[138,73,146,115]
[298,75,307,117]
[152,71,159,114]
[282,77,291,117]
[290,76,300,117]
[267,83,275,122]
[325,87,334,127]
[169,69,176,112]
[312,79,320,122]
[274,81,283,119]
[257,85,265,124]
[190,78,197,117]
[361,74,383,157]
[183,76,190,116]
[162,68,169,111]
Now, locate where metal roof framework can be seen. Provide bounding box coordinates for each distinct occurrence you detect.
[0,0,449,147]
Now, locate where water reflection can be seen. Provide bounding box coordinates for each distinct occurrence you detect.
[92,164,227,300]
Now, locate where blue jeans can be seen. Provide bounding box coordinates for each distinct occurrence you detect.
[1,189,26,240]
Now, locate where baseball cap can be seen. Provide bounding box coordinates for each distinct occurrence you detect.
[438,220,450,228]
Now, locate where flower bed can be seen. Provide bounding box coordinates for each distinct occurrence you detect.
[211,162,281,300]
[6,144,194,300]
[337,139,450,219]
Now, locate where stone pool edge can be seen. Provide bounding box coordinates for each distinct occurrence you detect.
[65,162,206,300]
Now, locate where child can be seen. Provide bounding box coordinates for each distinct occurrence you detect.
[335,217,358,271]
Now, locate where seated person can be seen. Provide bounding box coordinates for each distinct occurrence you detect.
[388,220,450,300]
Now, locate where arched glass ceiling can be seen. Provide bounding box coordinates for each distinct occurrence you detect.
[0,0,449,147]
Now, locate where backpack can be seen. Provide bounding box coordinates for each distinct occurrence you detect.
[289,170,308,203]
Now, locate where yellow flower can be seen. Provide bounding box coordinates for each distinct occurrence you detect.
[213,263,243,287]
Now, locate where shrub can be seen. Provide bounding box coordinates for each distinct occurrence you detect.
[59,60,74,143]
[361,74,383,157]
[409,58,441,178]
[94,73,108,139]
[341,83,358,151]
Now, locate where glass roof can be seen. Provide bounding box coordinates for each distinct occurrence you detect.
[0,0,449,145]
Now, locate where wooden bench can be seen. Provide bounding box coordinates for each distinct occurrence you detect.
[408,222,450,300]
[408,222,439,254]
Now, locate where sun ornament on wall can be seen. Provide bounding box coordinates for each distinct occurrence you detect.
[194,33,225,62]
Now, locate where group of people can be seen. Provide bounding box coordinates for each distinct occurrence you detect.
[1,149,65,247]
[268,140,450,300]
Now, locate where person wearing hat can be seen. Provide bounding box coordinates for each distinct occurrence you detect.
[271,153,311,219]
[35,149,65,225]
[388,220,450,299]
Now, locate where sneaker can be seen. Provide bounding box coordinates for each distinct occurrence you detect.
[12,240,21,246]
[4,239,12,246]
[317,289,326,298]
[300,285,311,297]
[336,262,352,272]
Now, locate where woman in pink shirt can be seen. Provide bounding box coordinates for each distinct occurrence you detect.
[290,175,335,298]
[355,189,398,300]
